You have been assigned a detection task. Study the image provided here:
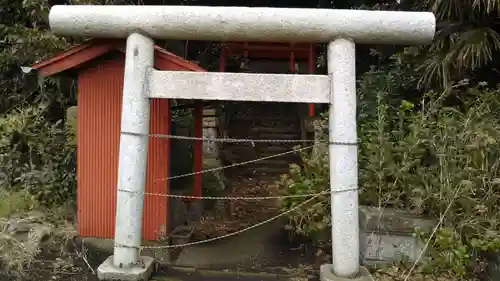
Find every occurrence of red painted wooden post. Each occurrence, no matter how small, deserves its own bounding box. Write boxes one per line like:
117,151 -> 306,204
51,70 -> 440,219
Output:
308,44 -> 316,116
192,100 -> 203,198
220,43 -> 226,72
243,41 -> 249,58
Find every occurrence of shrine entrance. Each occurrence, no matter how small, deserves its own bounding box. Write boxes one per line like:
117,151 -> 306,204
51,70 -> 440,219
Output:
46,4 -> 436,281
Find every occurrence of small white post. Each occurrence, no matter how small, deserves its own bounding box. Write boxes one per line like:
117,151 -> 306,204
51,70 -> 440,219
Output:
327,38 -> 359,278
112,32 -> 154,268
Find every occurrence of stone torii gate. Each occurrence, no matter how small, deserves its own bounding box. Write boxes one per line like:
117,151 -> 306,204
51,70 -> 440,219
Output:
48,5 -> 435,281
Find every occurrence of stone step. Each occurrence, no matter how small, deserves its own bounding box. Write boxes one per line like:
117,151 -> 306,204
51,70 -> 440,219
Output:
221,153 -> 300,165
255,153 -> 301,161
249,159 -> 296,166
221,144 -> 256,152
231,118 -> 299,123
255,144 -> 300,151
221,161 -> 299,170
232,119 -> 300,128
256,133 -> 303,140
255,146 -> 297,154
250,127 -> 299,134
230,110 -> 298,117
227,160 -> 293,170
256,146 -> 304,154
251,166 -> 291,176
222,151 -> 299,163
230,116 -> 300,124
222,143 -> 299,151
222,143 -> 305,152
225,132 -> 302,140
230,170 -> 288,179
222,102 -> 302,180
229,106 -> 297,114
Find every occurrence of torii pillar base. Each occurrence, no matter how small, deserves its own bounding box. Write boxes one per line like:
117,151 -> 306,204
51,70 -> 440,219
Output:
97,256 -> 154,281
320,265 -> 374,281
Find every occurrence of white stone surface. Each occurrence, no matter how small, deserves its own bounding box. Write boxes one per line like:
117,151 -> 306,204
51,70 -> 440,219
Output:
97,256 -> 154,281
360,232 -> 424,263
48,5 -> 435,44
320,264 -> 374,281
358,206 -> 435,265
113,33 -> 153,268
202,110 -> 226,192
147,70 -> 330,103
327,38 -> 359,278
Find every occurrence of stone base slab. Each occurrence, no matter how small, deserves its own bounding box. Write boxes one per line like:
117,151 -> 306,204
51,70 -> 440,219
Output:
97,255 -> 154,281
359,206 -> 435,265
320,264 -> 374,281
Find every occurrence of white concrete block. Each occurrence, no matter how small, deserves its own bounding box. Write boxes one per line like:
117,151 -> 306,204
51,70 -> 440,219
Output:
147,70 -> 330,103
320,264 -> 374,281
97,256 -> 154,281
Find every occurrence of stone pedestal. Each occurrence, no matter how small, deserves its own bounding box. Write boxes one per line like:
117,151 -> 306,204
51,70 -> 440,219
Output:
359,206 -> 435,265
97,256 -> 154,281
320,265 -> 374,281
202,108 -> 227,192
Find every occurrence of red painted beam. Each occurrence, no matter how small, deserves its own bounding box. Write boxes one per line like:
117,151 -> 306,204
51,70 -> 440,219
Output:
243,42 -> 249,58
223,41 -> 318,115
289,43 -> 295,72
224,42 -> 319,60
220,44 -> 227,72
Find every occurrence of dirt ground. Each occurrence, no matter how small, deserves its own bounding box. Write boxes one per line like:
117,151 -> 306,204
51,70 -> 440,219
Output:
187,176 -> 285,239
0,230 -> 472,281
0,178 -> 475,281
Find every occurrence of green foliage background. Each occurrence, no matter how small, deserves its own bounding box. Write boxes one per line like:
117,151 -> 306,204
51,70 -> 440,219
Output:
279,54 -> 500,277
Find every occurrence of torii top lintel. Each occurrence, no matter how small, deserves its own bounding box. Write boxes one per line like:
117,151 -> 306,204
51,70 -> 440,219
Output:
49,5 -> 436,45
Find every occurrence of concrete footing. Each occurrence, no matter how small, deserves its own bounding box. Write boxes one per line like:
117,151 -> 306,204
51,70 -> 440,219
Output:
97,256 -> 155,281
320,264 -> 374,281
359,206 -> 435,265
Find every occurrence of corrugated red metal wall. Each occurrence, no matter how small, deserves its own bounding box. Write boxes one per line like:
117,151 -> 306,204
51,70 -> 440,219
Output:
77,57 -> 169,241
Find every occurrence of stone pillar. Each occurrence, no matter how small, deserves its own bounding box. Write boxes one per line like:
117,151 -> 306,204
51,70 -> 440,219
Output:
320,38 -> 373,281
97,32 -> 155,281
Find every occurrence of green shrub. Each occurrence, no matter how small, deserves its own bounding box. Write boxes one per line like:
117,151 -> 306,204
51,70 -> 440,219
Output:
279,115 -> 330,242
0,105 -> 76,206
279,69 -> 500,276
0,189 -> 38,218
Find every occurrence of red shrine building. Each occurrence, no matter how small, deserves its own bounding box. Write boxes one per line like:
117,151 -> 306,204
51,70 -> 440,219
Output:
29,39 -> 319,240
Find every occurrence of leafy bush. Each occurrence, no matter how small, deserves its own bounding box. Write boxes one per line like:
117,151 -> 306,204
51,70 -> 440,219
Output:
279,65 -> 500,276
278,116 -> 330,242
0,105 -> 76,206
0,189 -> 38,218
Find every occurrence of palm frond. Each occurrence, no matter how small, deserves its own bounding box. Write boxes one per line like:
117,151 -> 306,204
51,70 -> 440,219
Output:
416,51 -> 454,89
431,0 -> 472,21
452,27 -> 500,71
472,0 -> 500,15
